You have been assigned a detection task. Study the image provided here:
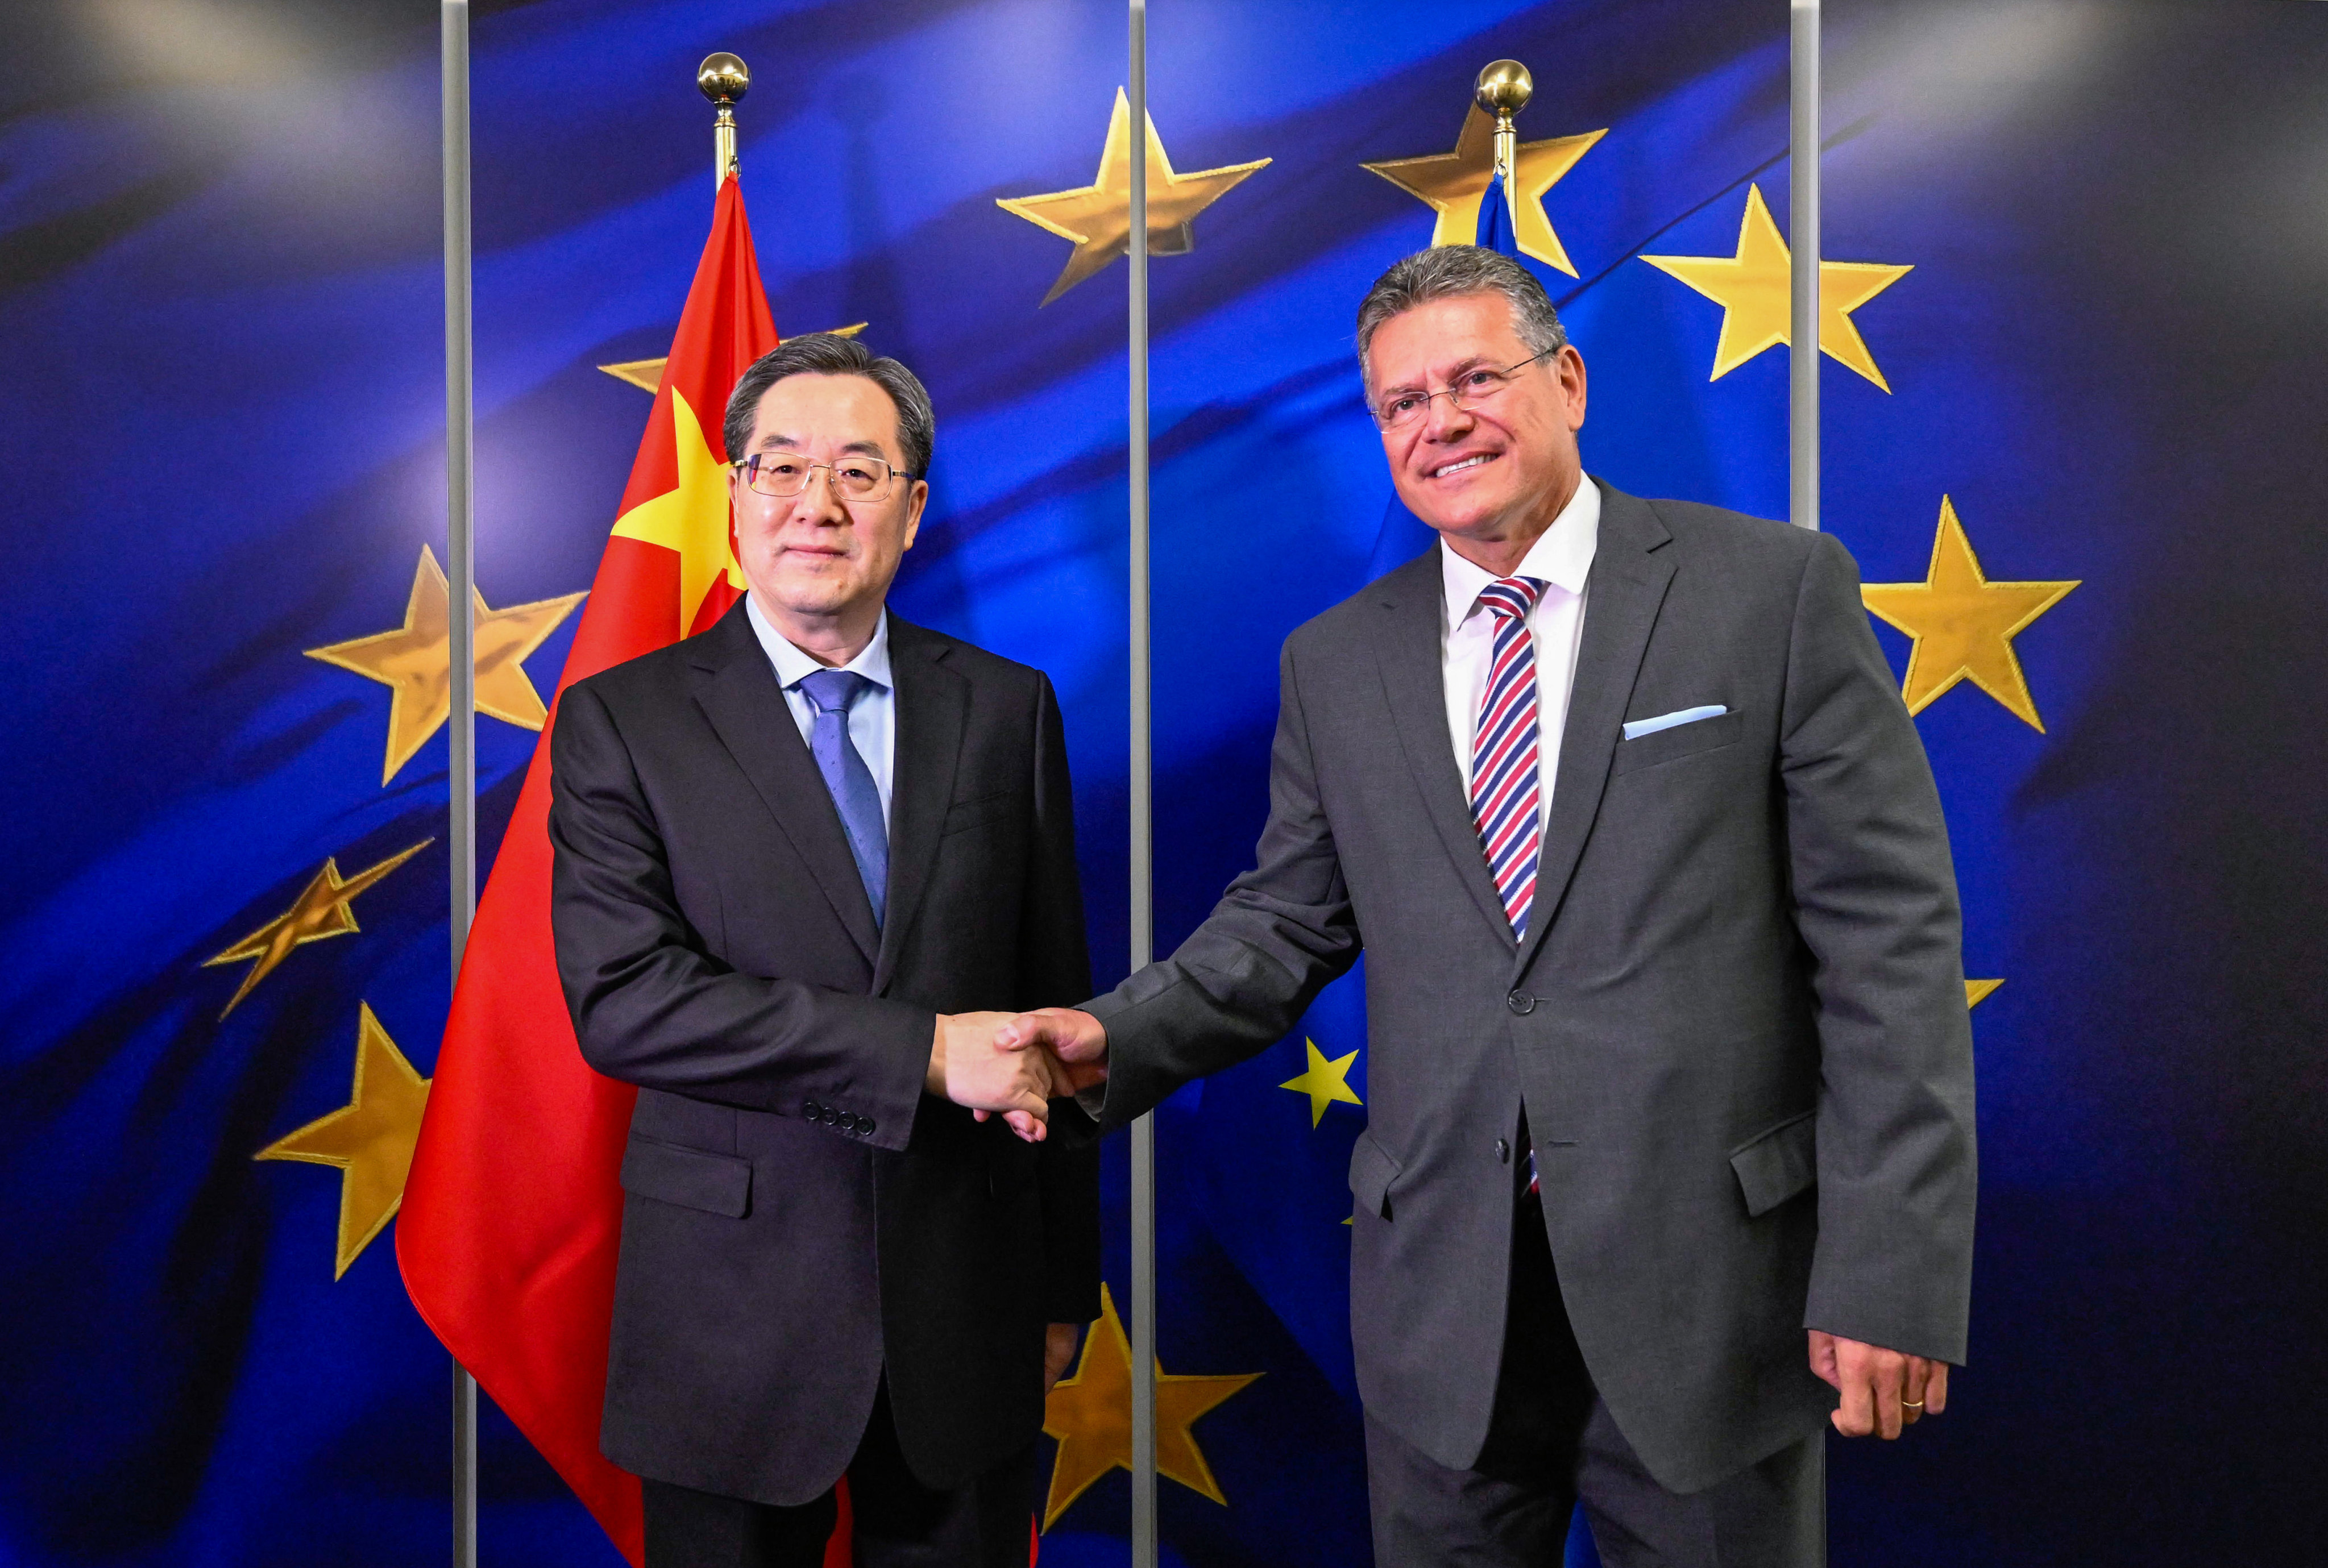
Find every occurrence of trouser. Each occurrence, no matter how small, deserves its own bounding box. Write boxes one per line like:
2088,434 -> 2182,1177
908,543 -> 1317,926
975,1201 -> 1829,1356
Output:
642,1380 -> 1036,1568
1365,1183 -> 1825,1567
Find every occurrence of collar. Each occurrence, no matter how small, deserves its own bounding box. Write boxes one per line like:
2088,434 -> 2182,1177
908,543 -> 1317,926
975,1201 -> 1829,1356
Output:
1441,473 -> 1603,630
745,594 -> 895,693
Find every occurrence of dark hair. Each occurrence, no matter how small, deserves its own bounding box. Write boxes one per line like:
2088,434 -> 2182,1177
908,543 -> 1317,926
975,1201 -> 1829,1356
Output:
720,332 -> 935,481
1354,246 -> 1570,394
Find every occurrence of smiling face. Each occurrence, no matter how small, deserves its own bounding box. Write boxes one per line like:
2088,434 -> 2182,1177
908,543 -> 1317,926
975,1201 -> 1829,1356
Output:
1367,293 -> 1588,562
726,372 -> 928,647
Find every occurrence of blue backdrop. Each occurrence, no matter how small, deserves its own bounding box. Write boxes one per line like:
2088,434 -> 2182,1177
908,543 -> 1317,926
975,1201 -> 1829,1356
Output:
2,1 -> 2320,1565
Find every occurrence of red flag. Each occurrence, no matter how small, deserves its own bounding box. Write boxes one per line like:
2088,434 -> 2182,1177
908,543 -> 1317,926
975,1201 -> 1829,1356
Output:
397,176 -> 791,1565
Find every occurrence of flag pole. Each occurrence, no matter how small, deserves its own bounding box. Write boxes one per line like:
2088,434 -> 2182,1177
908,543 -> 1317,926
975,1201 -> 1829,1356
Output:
1126,2 -> 1158,1566
1474,60 -> 1532,234
438,3 -> 479,1566
1790,0 -> 1820,530
698,52 -> 749,189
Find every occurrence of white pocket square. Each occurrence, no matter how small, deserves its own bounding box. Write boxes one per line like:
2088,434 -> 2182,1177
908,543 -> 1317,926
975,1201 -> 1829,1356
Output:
1622,704 -> 1727,741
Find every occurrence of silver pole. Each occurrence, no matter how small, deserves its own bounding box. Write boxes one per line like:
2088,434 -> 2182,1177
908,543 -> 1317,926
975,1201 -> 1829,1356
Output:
1126,2 -> 1158,1565
441,3 -> 479,1565
1790,0 -> 1820,531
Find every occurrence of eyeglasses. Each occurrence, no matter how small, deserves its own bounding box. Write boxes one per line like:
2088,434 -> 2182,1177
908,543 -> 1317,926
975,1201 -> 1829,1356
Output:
731,451 -> 916,502
1371,349 -> 1551,431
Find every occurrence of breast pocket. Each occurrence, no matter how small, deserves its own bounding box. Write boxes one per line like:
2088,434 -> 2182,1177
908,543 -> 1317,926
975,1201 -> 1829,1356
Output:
1612,709 -> 1744,776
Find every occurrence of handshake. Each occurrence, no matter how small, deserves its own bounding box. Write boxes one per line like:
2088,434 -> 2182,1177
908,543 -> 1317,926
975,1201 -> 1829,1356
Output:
924,1008 -> 1111,1142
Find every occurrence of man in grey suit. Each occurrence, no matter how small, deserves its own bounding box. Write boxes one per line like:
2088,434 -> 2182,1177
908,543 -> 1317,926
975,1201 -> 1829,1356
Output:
997,247 -> 1977,1565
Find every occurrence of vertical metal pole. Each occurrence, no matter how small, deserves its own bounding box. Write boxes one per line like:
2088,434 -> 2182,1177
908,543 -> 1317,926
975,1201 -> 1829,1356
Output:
441,3 -> 479,1565
1790,0 -> 1820,531
1126,2 -> 1159,1566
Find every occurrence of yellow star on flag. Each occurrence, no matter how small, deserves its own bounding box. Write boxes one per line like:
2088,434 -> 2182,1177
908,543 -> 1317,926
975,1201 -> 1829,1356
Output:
607,388 -> 743,637
997,89 -> 1269,306
1361,103 -> 1605,276
255,1002 -> 431,1279
1280,1037 -> 1363,1128
305,546 -> 584,784
1641,184 -> 1912,389
1966,979 -> 2004,1008
204,840 -> 431,1017
1041,1282 -> 1261,1530
1860,496 -> 2080,731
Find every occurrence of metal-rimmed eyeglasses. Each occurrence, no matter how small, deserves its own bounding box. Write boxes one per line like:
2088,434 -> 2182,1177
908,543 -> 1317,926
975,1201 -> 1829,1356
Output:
1371,348 -> 1553,431
731,451 -> 916,503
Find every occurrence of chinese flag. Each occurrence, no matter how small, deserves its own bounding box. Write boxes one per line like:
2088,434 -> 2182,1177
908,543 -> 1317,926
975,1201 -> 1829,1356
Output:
397,176 -> 841,1565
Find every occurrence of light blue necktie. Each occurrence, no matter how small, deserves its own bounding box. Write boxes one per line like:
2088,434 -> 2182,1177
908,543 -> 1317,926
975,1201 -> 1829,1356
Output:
795,668 -> 887,928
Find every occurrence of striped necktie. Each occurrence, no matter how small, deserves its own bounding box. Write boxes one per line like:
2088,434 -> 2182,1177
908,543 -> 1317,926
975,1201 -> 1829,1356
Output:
1471,576 -> 1549,938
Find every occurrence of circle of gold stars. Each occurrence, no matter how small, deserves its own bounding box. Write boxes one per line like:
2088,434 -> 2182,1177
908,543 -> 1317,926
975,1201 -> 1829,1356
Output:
1361,102 -> 1604,276
1641,184 -> 1912,390
997,88 -> 1271,306
1041,1282 -> 1261,1531
304,544 -> 585,785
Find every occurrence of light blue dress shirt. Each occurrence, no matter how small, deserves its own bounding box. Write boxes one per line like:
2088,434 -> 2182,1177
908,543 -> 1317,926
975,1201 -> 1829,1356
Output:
745,594 -> 896,827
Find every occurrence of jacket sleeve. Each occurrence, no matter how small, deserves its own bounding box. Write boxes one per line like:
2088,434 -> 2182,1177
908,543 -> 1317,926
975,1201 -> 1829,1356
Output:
1082,638 -> 1364,1134
547,680 -> 935,1154
1781,530 -> 1979,1364
1019,673 -> 1103,1325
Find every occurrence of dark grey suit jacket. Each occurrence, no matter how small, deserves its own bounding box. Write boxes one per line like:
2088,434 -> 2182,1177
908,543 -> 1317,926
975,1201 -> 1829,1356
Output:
1086,480 -> 1976,1492
548,599 -> 1100,1507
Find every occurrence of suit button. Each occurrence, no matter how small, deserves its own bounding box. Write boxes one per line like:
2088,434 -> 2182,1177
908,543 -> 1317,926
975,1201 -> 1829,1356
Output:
1507,991 -> 1535,1016
1496,1138 -> 1510,1164
803,1099 -> 821,1119
822,1107 -> 841,1126
859,1117 -> 875,1136
837,1113 -> 858,1133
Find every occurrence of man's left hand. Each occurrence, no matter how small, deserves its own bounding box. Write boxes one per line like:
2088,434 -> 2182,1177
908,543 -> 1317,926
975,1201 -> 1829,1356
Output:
1044,1322 -> 1081,1394
1810,1329 -> 1951,1439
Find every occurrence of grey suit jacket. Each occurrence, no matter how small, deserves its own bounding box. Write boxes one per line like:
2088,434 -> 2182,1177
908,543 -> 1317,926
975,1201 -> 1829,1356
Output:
1085,480 -> 1976,1492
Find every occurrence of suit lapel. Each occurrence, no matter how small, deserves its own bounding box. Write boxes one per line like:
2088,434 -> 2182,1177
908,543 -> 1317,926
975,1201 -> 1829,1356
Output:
1371,551 -> 1516,947
1514,483 -> 1676,978
689,602 -> 881,965
872,619 -> 966,995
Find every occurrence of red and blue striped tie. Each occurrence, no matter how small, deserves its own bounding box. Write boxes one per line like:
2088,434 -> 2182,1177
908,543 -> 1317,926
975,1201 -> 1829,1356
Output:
1471,576 -> 1549,937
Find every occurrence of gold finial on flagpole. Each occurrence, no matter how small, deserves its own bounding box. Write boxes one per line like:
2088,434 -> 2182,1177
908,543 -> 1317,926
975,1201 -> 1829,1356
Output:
1474,60 -> 1533,189
698,52 -> 750,188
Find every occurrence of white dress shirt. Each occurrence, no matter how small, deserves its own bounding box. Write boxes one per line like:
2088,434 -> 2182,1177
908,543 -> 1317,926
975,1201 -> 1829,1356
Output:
1439,476 -> 1601,834
745,594 -> 897,827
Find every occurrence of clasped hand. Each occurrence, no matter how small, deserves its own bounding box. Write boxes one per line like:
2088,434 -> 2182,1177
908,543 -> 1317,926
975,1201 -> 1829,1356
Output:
926,1008 -> 1109,1142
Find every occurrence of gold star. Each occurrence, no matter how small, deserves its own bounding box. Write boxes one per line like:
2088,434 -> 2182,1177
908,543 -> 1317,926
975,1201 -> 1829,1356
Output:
204,841 -> 432,1017
306,546 -> 585,784
255,1003 -> 431,1279
1041,1282 -> 1261,1530
1861,497 -> 2080,731
607,389 -> 740,637
1966,979 -> 2004,1008
1362,103 -> 1604,276
598,323 -> 868,393
997,89 -> 1269,306
1279,1037 -> 1363,1128
1641,184 -> 1913,389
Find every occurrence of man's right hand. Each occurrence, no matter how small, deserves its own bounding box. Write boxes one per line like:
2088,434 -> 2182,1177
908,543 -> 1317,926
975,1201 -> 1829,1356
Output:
994,1008 -> 1110,1099
928,1011 -> 1057,1141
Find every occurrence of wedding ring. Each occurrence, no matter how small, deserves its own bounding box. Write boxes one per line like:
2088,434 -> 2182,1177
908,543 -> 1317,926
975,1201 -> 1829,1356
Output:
1902,1399 -> 1925,1409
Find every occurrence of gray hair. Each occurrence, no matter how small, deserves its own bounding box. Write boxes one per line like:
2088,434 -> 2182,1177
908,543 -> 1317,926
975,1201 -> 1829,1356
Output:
721,332 -> 936,481
1354,246 -> 1569,394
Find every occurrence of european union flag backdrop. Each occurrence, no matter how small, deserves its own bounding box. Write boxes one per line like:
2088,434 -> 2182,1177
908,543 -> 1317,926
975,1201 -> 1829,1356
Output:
3,0 -> 2321,1565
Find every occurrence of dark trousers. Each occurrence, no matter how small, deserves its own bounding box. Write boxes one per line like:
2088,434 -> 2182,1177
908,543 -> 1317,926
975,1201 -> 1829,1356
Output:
1365,1187 -> 1824,1568
642,1382 -> 1036,1568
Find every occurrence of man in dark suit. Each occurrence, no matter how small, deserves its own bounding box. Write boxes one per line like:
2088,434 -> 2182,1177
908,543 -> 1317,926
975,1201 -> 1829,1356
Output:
549,332 -> 1097,1567
999,248 -> 1978,1565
